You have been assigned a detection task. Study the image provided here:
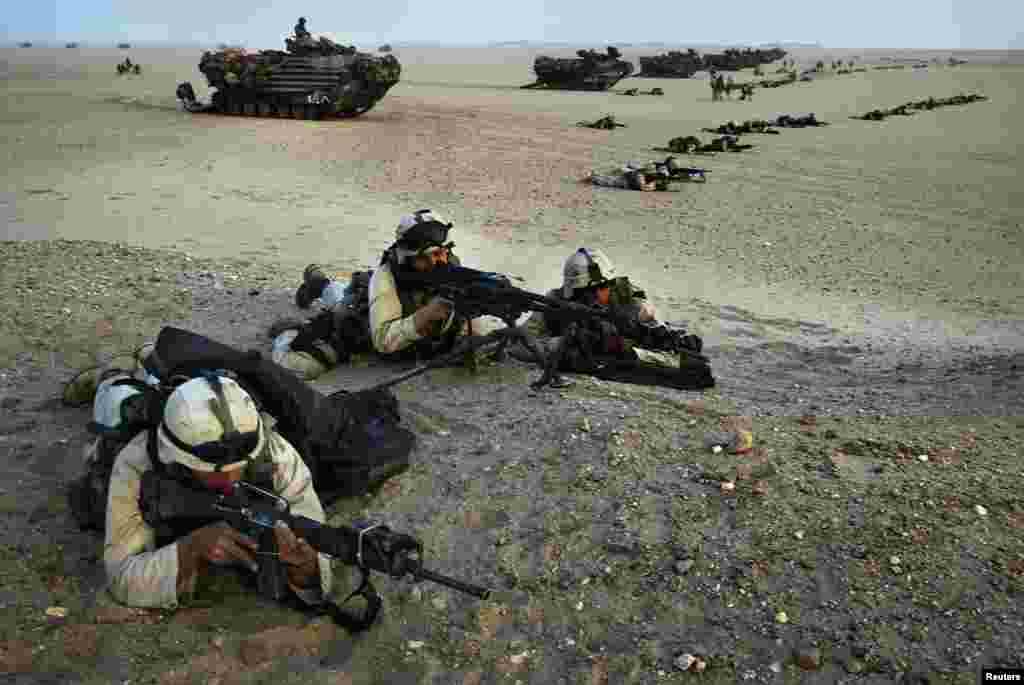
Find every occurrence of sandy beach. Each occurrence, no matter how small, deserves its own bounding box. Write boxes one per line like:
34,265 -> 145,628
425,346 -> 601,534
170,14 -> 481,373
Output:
3,45 -> 1023,346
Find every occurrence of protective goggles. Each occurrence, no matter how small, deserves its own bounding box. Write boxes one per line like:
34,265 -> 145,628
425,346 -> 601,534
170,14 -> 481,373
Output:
399,211 -> 454,250
160,418 -> 262,467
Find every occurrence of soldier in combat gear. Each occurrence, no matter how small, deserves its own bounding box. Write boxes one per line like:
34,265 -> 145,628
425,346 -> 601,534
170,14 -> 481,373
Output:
99,375 -> 333,610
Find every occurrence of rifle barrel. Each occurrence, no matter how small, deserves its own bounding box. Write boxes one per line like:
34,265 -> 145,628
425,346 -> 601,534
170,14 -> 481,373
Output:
414,567 -> 491,599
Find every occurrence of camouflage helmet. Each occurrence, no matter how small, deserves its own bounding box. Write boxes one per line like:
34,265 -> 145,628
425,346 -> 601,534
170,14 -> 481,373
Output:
395,209 -> 451,241
156,375 -> 265,473
562,248 -> 617,298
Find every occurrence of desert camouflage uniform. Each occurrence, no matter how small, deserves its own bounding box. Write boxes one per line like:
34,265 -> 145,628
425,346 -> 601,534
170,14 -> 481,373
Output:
270,277 -> 352,380
271,262 -> 505,378
521,286 -> 678,369
103,428 -> 333,610
368,260 -> 504,356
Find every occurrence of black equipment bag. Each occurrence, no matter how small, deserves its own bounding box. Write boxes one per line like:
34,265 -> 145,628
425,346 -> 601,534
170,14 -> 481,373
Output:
145,327 -> 416,505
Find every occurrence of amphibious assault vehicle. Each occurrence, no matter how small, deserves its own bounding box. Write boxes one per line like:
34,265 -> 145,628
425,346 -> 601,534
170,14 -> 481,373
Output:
523,47 -> 633,91
701,47 -> 786,71
638,47 -> 787,77
176,33 -> 401,119
637,50 -> 703,78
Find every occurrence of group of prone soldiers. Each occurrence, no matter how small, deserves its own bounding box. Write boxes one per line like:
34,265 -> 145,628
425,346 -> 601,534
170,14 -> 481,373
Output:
84,209 -> 699,615
702,113 -> 827,135
577,114 -> 627,130
273,212 -> 686,378
658,113 -> 828,155
661,134 -> 753,155
621,87 -> 664,97
852,94 -> 988,121
586,111 -> 828,188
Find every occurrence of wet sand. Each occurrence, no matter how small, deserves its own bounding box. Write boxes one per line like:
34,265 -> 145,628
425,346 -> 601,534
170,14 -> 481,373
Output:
2,45 -> 1023,347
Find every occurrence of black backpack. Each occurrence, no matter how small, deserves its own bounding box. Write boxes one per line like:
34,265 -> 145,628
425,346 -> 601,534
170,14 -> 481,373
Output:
67,327 -> 417,532
144,327 -> 415,506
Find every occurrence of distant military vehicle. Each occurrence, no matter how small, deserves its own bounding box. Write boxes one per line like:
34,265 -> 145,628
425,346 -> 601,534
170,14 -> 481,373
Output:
637,49 -> 703,78
118,43 -> 131,49
523,47 -> 633,91
378,44 -> 392,53
177,20 -> 401,119
19,42 -> 34,48
66,42 -> 79,48
702,47 -> 786,71
638,47 -> 786,77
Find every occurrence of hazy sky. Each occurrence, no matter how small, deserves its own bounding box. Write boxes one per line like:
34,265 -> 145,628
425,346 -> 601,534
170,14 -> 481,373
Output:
3,0 -> 1022,49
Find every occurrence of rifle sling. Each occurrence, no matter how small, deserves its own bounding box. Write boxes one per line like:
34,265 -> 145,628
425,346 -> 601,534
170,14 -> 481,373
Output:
307,568 -> 383,633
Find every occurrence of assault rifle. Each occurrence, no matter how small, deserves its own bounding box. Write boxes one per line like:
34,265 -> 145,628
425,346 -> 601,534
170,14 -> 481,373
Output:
140,472 -> 490,631
377,265 -> 713,391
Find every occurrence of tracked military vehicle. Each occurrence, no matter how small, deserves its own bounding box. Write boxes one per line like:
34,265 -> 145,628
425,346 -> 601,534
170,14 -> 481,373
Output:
177,31 -> 401,119
523,47 -> 633,91
702,47 -> 786,71
637,50 -> 703,78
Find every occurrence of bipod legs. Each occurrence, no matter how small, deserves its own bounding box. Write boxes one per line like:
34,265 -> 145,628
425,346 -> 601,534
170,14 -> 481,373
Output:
357,324 -> 573,393
530,327 -> 574,390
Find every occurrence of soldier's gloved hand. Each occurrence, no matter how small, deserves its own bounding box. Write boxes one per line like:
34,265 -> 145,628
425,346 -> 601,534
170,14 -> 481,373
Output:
180,522 -> 258,571
414,297 -> 454,336
427,297 -> 454,323
274,521 -> 320,588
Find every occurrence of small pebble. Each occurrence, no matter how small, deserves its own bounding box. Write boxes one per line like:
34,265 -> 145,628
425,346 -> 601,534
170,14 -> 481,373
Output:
775,611 -> 789,624
794,530 -> 805,540
975,505 -> 988,516
796,646 -> 822,670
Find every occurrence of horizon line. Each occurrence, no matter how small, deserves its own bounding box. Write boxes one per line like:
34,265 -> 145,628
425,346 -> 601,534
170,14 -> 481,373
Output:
5,39 -> 1023,51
